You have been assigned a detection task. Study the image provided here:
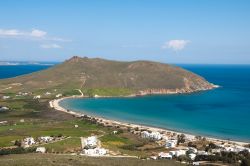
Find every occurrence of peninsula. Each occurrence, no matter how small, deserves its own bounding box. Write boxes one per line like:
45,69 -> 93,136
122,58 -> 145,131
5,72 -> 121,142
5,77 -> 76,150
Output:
0,56 -> 216,96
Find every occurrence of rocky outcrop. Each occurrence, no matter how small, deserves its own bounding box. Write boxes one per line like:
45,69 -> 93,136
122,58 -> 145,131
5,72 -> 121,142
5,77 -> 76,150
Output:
137,77 -> 218,95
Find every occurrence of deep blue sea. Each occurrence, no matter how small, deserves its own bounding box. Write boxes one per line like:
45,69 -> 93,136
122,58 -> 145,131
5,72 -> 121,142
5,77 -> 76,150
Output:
59,65 -> 250,142
0,65 -> 52,79
1,64 -> 250,141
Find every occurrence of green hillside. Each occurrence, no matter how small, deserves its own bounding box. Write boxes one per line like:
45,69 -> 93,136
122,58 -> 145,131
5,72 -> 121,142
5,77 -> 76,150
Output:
0,56 -> 214,97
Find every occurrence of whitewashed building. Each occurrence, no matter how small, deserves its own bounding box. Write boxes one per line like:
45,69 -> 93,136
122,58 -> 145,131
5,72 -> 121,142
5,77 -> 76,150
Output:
39,136 -> 53,143
0,106 -> 9,111
83,148 -> 107,156
36,147 -> 46,153
158,152 -> 172,159
33,95 -> 41,99
45,92 -> 51,95
84,136 -> 98,149
175,149 -> 187,157
141,131 -> 162,141
2,96 -> 10,99
165,139 -> 178,148
23,137 -> 36,147
197,150 -> 208,155
189,153 -> 197,160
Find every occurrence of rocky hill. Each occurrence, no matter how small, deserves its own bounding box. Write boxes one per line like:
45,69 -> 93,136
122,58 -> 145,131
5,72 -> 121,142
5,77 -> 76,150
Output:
0,56 -> 216,96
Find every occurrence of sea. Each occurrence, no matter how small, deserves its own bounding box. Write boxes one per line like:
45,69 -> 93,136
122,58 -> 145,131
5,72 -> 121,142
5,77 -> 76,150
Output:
0,64 -> 53,79
1,64 -> 250,142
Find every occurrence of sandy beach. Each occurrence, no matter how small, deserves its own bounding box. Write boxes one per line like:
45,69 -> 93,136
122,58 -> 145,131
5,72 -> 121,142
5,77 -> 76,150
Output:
50,95 -> 249,147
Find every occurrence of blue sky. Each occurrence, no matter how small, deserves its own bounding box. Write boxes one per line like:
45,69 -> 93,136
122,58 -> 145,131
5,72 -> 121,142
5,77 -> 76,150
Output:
0,0 -> 250,64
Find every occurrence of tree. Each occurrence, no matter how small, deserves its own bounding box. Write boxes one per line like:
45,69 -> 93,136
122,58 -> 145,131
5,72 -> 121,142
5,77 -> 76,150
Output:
177,134 -> 186,145
14,140 -> 22,147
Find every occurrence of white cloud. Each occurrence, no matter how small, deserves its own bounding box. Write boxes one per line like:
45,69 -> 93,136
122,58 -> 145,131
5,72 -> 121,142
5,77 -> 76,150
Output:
48,37 -> 72,42
0,29 -> 24,36
30,29 -> 47,37
162,40 -> 190,51
0,28 -> 70,42
40,44 -> 62,49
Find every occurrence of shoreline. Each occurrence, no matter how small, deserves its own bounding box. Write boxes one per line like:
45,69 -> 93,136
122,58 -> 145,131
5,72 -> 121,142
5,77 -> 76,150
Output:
50,94 -> 249,147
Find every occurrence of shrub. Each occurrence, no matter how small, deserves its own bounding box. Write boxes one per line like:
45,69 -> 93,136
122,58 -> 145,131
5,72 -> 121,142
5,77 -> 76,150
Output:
241,159 -> 250,166
0,147 -> 36,155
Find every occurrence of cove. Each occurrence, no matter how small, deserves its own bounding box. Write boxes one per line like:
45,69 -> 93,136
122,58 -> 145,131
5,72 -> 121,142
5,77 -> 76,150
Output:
59,65 -> 250,142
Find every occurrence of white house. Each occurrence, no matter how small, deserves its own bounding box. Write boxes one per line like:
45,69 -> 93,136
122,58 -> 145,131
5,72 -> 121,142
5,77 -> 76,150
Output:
141,131 -> 162,141
189,153 -> 196,160
39,136 -> 53,143
36,147 -> 46,153
0,106 -> 9,111
158,152 -> 172,159
193,161 -> 200,165
175,149 -> 187,157
23,137 -> 36,147
165,139 -> 177,148
95,148 -> 107,155
84,136 -> 98,149
45,92 -> 51,95
224,147 -> 235,152
211,149 -> 221,153
33,95 -> 41,99
141,131 -> 150,138
197,150 -> 208,155
2,96 -> 10,99
74,124 -> 79,128
83,148 -> 107,156
18,92 -> 29,96
0,121 -> 8,124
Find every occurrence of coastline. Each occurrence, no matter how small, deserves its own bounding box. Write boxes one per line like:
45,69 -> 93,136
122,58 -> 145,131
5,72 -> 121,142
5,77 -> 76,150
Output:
49,93 -> 249,147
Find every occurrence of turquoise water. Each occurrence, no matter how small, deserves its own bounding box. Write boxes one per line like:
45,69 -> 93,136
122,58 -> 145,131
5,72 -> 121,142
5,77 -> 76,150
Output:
60,65 -> 250,142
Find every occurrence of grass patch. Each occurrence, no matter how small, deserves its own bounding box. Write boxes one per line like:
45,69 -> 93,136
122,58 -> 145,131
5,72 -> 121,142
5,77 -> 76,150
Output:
43,137 -> 81,153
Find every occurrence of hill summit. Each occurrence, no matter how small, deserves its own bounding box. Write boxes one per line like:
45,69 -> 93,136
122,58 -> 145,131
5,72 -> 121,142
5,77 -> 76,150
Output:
0,56 -> 216,95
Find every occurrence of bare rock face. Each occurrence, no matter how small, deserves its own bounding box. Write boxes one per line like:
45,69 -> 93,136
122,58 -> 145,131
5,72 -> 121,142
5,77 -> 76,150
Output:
0,56 -> 217,94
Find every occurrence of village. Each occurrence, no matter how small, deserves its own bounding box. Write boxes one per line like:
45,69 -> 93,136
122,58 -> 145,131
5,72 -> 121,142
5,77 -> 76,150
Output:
5,116 -> 249,165
16,135 -> 108,156
1,90 -> 250,165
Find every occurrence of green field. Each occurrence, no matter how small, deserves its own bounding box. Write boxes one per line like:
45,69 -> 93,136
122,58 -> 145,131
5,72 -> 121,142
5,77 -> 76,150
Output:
0,97 -> 168,157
